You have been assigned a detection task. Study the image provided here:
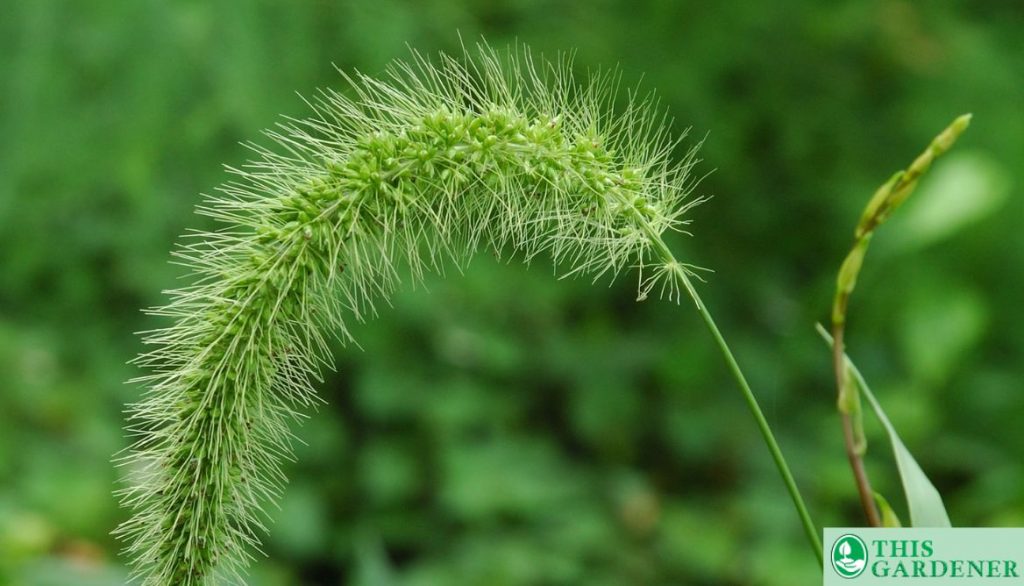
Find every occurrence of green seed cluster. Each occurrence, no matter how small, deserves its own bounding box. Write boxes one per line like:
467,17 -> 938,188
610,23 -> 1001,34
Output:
117,45 -> 701,585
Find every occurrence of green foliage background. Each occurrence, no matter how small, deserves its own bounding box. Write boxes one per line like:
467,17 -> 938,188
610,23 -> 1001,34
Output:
1,1 -> 1021,584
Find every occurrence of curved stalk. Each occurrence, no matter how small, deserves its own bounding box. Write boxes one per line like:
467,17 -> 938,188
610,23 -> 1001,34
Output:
118,43 -> 831,583
117,45 -> 711,584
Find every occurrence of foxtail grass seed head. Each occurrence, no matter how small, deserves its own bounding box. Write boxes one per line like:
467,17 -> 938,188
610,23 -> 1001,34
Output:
116,43 -> 704,585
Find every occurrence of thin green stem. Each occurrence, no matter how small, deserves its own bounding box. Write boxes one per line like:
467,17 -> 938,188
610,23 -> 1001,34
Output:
691,281 -> 823,565
644,228 -> 824,567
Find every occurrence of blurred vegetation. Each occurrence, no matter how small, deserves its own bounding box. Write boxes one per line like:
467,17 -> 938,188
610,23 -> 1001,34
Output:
1,1 -> 1022,584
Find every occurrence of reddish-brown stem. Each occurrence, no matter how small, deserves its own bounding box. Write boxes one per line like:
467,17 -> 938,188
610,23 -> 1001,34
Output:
831,322 -> 881,527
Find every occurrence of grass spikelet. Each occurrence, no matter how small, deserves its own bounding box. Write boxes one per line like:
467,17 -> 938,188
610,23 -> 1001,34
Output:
115,42 -> 704,585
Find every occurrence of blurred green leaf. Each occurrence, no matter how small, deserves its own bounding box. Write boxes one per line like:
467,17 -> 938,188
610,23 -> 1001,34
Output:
359,438 -> 421,507
440,436 -> 582,522
14,558 -> 128,586
885,151 -> 1011,251
267,482 -> 330,559
901,283 -> 988,385
351,537 -> 396,586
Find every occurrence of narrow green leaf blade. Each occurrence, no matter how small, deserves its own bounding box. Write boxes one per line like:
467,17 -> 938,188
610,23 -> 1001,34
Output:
858,377 -> 952,527
816,324 -> 952,527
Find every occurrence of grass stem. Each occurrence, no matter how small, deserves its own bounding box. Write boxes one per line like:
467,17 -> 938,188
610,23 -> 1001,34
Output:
642,228 -> 824,567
